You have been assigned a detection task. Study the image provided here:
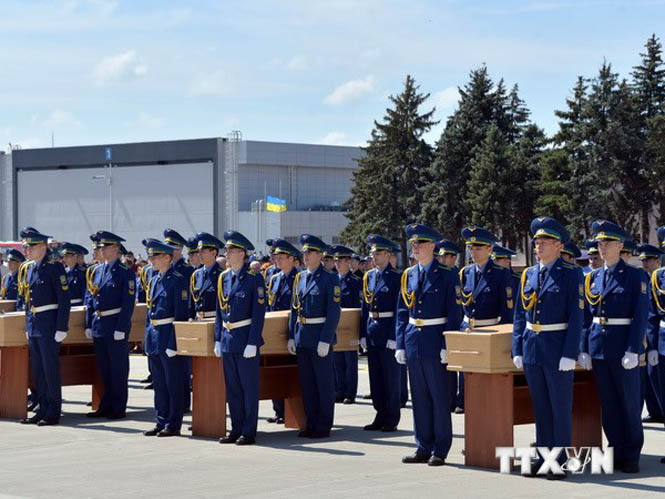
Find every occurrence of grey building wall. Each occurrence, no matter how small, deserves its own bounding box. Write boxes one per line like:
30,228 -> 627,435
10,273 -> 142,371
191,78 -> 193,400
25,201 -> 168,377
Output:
0,152 -> 13,241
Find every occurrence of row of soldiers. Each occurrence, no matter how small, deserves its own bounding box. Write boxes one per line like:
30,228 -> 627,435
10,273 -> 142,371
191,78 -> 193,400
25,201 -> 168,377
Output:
7,216 -> 665,475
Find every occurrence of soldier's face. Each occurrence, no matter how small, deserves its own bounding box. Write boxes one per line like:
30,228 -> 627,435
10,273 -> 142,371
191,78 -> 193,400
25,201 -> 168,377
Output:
534,237 -> 562,263
371,249 -> 390,268
469,244 -> 492,264
642,258 -> 660,273
7,260 -> 20,273
101,244 -> 119,262
303,250 -> 322,270
189,252 -> 201,267
598,240 -> 622,262
63,254 -> 78,268
589,254 -> 603,269
225,247 -> 245,268
275,253 -> 295,271
149,253 -> 171,273
335,257 -> 351,274
560,253 -> 574,264
350,260 -> 359,271
493,257 -> 510,268
199,247 -> 217,267
412,241 -> 434,262
24,243 -> 46,261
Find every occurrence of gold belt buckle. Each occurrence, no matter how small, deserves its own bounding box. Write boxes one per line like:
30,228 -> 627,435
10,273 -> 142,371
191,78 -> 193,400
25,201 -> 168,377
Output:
469,318 -> 476,328
599,317 -> 608,325
414,318 -> 424,327
532,323 -> 542,334
96,310 -> 102,317
197,311 -> 205,320
371,312 -> 379,320
298,315 -> 306,325
30,306 -> 36,314
224,321 -> 233,330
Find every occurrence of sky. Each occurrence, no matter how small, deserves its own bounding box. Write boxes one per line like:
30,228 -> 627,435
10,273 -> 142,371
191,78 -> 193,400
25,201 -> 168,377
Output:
1,0 -> 665,151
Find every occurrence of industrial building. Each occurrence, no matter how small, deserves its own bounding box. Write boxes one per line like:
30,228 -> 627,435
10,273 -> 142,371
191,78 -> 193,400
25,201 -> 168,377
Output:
0,136 -> 362,257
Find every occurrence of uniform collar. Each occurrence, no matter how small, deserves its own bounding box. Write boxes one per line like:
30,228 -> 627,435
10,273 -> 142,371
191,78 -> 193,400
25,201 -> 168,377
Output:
539,259 -> 556,272
418,260 -> 432,273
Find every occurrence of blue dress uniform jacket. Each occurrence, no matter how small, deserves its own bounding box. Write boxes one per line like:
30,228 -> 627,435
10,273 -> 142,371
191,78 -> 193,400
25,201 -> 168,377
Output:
513,259 -> 584,367
334,272 -> 362,401
145,267 -> 189,432
24,258 -> 71,422
459,261 -> 514,328
66,264 -> 86,305
289,265 -> 342,349
647,267 -> 665,356
190,263 -> 222,318
267,268 -> 297,312
1,271 -> 19,300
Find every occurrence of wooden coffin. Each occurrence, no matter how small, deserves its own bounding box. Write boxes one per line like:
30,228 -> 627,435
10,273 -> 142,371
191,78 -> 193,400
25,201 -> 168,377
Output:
0,312 -> 27,347
0,300 -> 17,313
61,306 -> 89,344
336,308 -> 361,352
444,323 -> 514,374
129,303 -> 147,342
174,320 -> 216,357
261,310 -> 291,355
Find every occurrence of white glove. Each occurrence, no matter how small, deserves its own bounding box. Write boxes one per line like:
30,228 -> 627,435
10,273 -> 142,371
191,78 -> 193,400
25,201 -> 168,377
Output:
648,350 -> 659,367
214,341 -> 222,357
395,349 -> 406,365
577,352 -> 592,370
386,339 -> 396,350
558,357 -> 576,371
359,337 -> 367,350
317,341 -> 330,357
165,349 -> 177,358
54,330 -> 67,343
621,351 -> 639,370
25,331 -> 29,341
287,339 -> 296,355
243,344 -> 257,358
113,331 -> 125,341
440,348 -> 447,364
512,355 -> 523,370
84,328 -> 92,339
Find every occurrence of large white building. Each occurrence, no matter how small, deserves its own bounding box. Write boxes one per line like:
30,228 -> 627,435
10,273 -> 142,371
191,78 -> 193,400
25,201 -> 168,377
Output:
0,136 -> 362,257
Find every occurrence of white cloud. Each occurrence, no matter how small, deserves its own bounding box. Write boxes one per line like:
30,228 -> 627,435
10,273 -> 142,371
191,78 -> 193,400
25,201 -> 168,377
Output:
319,131 -> 348,145
432,86 -> 460,111
42,109 -> 82,129
186,70 -> 232,97
324,75 -> 376,106
286,55 -> 308,71
92,50 -> 147,86
136,112 -> 165,128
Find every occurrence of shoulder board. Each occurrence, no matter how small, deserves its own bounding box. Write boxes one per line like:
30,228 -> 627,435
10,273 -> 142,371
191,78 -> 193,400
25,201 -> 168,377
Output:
247,269 -> 257,276
321,267 -> 333,274
512,270 -> 521,278
350,274 -> 361,281
119,263 -> 129,270
491,262 -> 504,270
439,264 -> 453,271
560,262 -> 576,270
173,271 -> 183,278
389,268 -> 401,274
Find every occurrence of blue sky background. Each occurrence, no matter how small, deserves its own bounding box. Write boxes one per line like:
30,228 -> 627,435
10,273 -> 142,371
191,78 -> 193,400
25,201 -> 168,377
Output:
2,0 -> 664,150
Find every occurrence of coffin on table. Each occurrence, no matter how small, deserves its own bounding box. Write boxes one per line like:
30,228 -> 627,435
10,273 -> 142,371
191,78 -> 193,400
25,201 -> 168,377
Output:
444,323 -> 514,374
0,300 -> 17,313
175,308 -> 362,356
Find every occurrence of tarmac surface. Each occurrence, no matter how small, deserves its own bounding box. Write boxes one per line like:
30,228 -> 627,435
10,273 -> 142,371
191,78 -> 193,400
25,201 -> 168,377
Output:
1,356 -> 665,498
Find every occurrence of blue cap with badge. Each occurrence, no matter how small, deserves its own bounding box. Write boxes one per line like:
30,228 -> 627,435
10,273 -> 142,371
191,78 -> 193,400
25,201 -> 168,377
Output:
530,216 -> 570,244
272,238 -> 300,258
436,239 -> 461,256
561,241 -> 581,259
142,238 -> 174,256
492,244 -> 516,259
591,220 -> 629,243
20,226 -> 51,245
300,234 -> 327,253
366,234 -> 397,253
94,230 -> 125,246
223,230 -> 254,251
196,232 -> 223,250
329,244 -> 354,259
637,243 -> 663,260
5,248 -> 26,262
462,226 -> 497,246
405,223 -> 441,243
163,228 -> 187,248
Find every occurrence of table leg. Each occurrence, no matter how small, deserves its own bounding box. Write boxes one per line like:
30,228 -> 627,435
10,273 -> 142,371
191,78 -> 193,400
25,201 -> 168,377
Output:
191,356 -> 226,438
0,346 -> 29,420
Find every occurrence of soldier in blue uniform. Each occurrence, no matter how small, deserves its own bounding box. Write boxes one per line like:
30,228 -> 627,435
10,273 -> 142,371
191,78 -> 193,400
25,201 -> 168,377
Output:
61,242 -> 87,306
621,239 -> 637,264
351,253 -> 364,279
265,238 -> 301,424
361,235 -> 403,431
189,232 -> 223,320
513,217 -> 583,479
142,239 -> 189,437
559,241 -> 581,265
396,223 -> 462,466
579,220 -> 647,474
639,243 -> 664,425
289,234 -> 341,438
187,235 -> 202,269
263,239 -> 278,284
215,231 -> 266,445
435,239 -> 460,268
491,244 -> 520,300
0,249 -> 25,307
19,227 -> 71,426
586,239 -> 603,270
85,231 -> 136,419
330,244 -> 363,404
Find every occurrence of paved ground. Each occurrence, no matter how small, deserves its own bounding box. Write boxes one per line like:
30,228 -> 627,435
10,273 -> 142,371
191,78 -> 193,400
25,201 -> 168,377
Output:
1,356 -> 665,498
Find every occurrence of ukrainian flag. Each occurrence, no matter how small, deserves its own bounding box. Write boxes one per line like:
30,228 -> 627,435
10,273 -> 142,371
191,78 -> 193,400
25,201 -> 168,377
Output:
266,196 -> 287,213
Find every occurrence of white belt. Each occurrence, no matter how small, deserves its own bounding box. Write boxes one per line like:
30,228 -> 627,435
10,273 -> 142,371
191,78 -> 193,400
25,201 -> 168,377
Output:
30,304 -> 58,314
526,321 -> 568,333
71,298 -> 83,304
96,307 -> 121,317
463,315 -> 500,327
297,316 -> 326,325
409,317 -> 448,327
197,310 -> 216,319
370,311 -> 394,320
223,318 -> 252,330
593,317 -> 632,326
151,317 -> 175,326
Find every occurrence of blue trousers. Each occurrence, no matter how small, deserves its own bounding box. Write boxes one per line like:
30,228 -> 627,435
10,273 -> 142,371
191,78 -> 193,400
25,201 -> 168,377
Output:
400,364 -> 408,405
366,346 -> 401,427
593,358 -> 643,464
641,364 -> 662,418
334,350 -> 358,400
523,363 -> 573,450
407,356 -> 452,458
28,335 -> 62,421
223,352 -> 260,439
296,347 -> 335,434
149,352 -> 185,431
93,335 -> 129,415
183,357 -> 192,411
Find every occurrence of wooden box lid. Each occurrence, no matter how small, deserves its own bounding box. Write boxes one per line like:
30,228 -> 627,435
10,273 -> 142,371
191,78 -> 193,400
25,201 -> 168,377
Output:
0,312 -> 27,347
175,320 -> 215,357
0,300 -> 17,313
444,323 -> 514,373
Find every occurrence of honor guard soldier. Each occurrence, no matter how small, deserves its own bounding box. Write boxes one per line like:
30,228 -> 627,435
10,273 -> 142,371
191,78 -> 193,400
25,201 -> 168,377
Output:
85,231 -> 136,420
265,238 -> 301,424
215,231 -> 266,445
579,220 -> 647,474
436,239 -> 460,268
322,248 -> 336,272
396,223 -> 462,466
330,244 -> 363,404
647,230 -> 665,455
560,241 -> 581,265
19,227 -> 71,426
142,239 -> 189,437
621,239 -> 637,264
361,235 -> 403,432
61,242 -> 87,306
512,217 -> 584,479
638,243 -> 664,425
351,253 -> 364,279
263,239 -> 278,283
84,234 -> 103,333
491,244 -> 520,299
1,249 -> 25,308
190,232 -> 224,320
187,235 -> 202,269
289,234 -> 341,438
586,240 -> 603,270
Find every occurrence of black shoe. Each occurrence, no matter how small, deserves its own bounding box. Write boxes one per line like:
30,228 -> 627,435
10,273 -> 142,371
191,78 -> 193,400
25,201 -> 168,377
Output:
363,393 -> 372,400
144,383 -> 154,390
335,396 -> 345,403
381,425 -> 398,432
298,430 -> 313,438
309,431 -> 330,438
219,434 -> 240,444
275,417 -> 285,424
86,402 -> 92,407
642,415 -> 663,423
266,416 -> 279,423
402,453 -> 430,464
19,415 -> 42,425
546,471 -> 567,480
157,428 -> 180,437
454,407 -> 464,414
37,419 -> 59,426
363,422 -> 382,431
143,427 -> 163,436
660,457 -> 665,464
343,398 -> 355,405
236,436 -> 255,445
27,402 -> 38,412
106,412 -> 125,420
428,455 -> 446,467
621,462 -> 640,473
184,408 -> 191,414
140,376 -> 152,383
400,402 -> 407,408
86,410 -> 109,418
